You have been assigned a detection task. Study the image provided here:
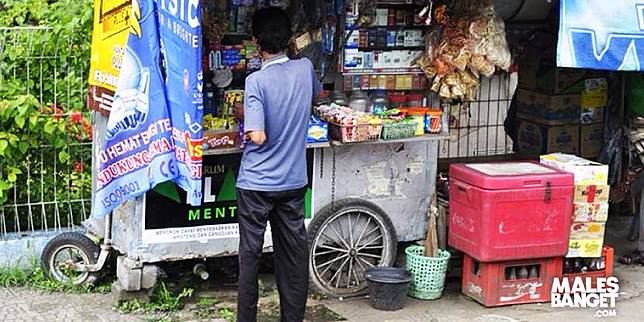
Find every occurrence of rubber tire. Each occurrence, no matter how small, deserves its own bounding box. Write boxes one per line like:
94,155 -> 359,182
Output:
41,232 -> 101,286
308,198 -> 397,298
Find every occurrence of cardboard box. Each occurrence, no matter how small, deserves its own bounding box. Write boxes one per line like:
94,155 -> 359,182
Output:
573,202 -> 609,222
517,119 -> 579,156
581,78 -> 608,109
580,107 -> 605,124
580,78 -> 607,124
519,54 -> 599,94
574,184 -> 609,203
517,89 -> 580,125
570,222 -> 606,240
567,239 -> 603,258
536,68 -> 589,94
539,153 -> 609,185
580,123 -> 605,159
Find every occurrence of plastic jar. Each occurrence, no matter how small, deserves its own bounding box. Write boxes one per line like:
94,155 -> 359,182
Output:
330,90 -> 349,106
426,109 -> 443,134
349,90 -> 369,112
370,90 -> 389,115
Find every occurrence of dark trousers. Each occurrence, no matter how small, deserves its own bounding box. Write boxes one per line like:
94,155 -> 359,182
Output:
236,187 -> 309,322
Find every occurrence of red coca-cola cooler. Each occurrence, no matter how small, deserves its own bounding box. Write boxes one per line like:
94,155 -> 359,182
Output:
449,162 -> 574,262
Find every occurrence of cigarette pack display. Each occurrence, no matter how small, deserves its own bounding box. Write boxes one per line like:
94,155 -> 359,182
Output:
462,255 -> 563,307
375,9 -> 389,26
449,162 -> 574,261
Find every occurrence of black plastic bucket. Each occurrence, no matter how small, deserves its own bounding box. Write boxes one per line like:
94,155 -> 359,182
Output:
364,267 -> 412,311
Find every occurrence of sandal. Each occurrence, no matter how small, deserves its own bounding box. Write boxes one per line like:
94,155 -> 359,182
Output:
619,250 -> 644,265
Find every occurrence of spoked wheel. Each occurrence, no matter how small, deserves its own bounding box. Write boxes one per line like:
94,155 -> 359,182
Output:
308,199 -> 397,298
41,232 -> 101,285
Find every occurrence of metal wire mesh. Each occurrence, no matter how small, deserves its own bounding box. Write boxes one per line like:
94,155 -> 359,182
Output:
438,74 -> 515,159
0,27 -> 91,239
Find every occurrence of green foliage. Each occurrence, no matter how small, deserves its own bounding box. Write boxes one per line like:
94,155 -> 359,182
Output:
215,307 -> 236,322
0,95 -> 91,204
0,260 -> 110,293
115,282 -> 194,314
195,297 -> 219,308
0,0 -> 94,227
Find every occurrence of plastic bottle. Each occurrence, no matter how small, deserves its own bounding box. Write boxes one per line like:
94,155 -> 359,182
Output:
349,90 -> 369,112
369,90 -> 389,115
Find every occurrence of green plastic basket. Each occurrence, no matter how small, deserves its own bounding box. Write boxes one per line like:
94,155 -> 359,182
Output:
381,122 -> 416,140
405,245 -> 451,300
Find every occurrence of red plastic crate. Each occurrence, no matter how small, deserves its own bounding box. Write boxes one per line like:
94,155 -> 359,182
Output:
562,246 -> 614,288
449,162 -> 574,261
462,254 -> 563,307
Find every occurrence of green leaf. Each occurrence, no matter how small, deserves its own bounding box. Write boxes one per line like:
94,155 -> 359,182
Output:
17,103 -> 28,116
29,114 -> 39,127
7,173 -> 17,183
15,116 -> 25,129
58,150 -> 70,163
0,140 -> 8,156
44,121 -> 56,134
18,142 -> 29,154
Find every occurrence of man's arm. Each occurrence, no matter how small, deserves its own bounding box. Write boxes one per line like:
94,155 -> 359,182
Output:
309,59 -> 322,98
243,76 -> 266,145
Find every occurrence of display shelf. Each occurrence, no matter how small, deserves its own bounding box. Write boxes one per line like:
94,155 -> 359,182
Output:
203,141 -> 331,156
357,45 -> 425,51
203,134 -> 449,156
375,0 -> 424,6
353,25 -> 427,30
329,133 -> 450,147
347,87 -> 427,91
342,67 -> 424,75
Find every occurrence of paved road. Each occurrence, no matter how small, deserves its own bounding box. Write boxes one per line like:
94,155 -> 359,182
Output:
0,287 -> 142,322
1,217 -> 642,321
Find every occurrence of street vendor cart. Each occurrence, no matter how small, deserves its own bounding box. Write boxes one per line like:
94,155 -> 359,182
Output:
40,0 -> 451,299
43,116 -> 447,297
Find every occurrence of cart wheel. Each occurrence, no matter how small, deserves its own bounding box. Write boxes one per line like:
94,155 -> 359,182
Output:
41,232 -> 101,285
308,198 -> 397,298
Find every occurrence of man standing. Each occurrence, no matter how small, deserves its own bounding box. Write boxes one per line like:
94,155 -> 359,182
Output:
236,7 -> 321,322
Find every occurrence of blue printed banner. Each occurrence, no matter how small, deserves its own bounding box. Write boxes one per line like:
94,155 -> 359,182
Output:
558,0 -> 644,71
156,0 -> 204,205
92,0 -> 203,218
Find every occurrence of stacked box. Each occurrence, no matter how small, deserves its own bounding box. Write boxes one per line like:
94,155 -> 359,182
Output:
540,153 -> 609,257
517,57 -> 607,159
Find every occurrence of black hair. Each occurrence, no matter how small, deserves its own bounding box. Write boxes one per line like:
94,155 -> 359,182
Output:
251,7 -> 292,54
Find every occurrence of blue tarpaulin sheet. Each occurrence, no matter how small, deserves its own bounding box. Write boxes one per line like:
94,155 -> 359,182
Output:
93,0 -> 203,218
558,0 -> 644,71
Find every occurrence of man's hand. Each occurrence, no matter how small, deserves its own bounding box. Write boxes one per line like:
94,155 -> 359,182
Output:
245,131 -> 266,145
